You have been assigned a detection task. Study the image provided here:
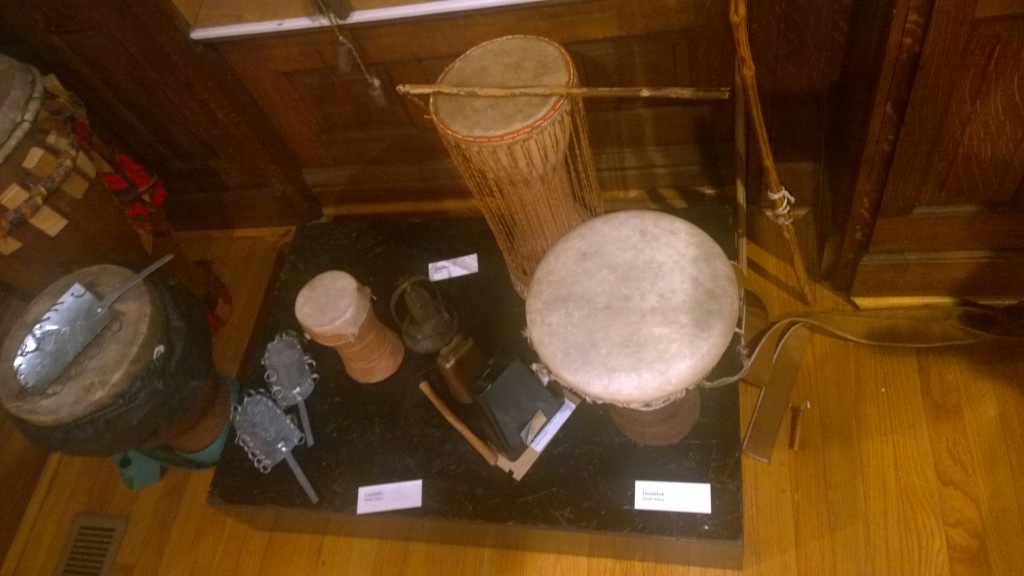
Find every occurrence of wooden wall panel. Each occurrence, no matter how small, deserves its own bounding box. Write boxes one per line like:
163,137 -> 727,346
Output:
881,12 -> 1024,215
852,251 -> 1024,298
4,0 -> 857,243
824,0 -> 927,285
212,0 -> 845,215
841,0 -> 1024,298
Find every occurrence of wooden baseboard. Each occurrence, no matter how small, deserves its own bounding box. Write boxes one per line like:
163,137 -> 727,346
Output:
851,251 -> 1024,301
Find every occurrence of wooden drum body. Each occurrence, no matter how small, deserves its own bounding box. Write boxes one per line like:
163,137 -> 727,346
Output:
526,211 -> 739,445
294,270 -> 404,384
0,264 -> 220,456
0,55 -> 148,295
431,36 -> 602,296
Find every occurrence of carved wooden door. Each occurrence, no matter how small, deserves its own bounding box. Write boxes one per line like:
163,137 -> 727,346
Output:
850,0 -> 1024,298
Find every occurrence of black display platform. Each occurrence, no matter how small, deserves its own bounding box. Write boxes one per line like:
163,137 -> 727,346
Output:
208,210 -> 744,568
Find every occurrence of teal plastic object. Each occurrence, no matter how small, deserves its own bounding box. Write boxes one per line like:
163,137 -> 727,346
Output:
114,376 -> 238,491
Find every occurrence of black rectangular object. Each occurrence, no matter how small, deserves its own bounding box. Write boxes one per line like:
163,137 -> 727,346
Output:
473,356 -> 564,460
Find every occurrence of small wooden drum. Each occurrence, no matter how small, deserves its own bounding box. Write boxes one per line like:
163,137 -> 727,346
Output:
0,55 -> 148,295
294,270 -> 404,384
0,264 -> 220,456
430,35 -> 602,296
526,211 -> 739,445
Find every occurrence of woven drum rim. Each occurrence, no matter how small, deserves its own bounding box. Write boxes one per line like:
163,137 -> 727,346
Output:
429,35 -> 576,144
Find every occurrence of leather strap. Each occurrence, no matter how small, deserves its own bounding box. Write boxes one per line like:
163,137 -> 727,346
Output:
738,301 -> 1023,462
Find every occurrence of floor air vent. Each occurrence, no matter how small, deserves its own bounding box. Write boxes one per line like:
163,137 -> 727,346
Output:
54,515 -> 128,576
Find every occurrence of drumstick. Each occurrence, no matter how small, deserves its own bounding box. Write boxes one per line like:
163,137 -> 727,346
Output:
397,84 -> 731,101
418,381 -> 498,466
729,0 -> 815,306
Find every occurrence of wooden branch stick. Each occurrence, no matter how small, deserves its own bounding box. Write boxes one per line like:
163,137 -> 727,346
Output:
418,381 -> 498,466
397,84 -> 731,101
730,0 -> 816,306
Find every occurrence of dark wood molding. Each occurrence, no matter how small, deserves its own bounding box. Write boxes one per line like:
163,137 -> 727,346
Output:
826,0 -> 933,289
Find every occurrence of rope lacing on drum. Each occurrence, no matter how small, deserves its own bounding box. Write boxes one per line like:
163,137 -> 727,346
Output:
765,186 -> 795,225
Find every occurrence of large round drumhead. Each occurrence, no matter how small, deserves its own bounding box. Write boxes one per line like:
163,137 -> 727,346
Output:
294,270 -> 370,342
0,264 -> 165,426
526,211 -> 739,408
431,35 -> 573,141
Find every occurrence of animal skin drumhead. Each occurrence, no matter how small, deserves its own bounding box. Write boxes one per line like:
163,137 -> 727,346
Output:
0,265 -> 165,426
526,210 -> 739,408
431,35 -> 572,141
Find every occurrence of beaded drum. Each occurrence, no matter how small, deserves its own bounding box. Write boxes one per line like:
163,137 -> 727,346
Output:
0,55 -> 147,294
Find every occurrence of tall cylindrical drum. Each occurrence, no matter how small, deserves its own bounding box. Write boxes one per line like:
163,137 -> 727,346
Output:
430,36 -> 602,296
0,264 -> 221,456
526,211 -> 740,445
294,270 -> 405,384
0,54 -> 148,295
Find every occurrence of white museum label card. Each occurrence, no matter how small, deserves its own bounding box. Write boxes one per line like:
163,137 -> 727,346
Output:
634,480 -> 712,514
356,479 -> 423,515
428,254 -> 478,281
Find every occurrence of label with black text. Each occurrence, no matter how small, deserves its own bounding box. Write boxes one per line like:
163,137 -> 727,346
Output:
634,480 -> 711,513
428,254 -> 478,281
356,479 -> 423,515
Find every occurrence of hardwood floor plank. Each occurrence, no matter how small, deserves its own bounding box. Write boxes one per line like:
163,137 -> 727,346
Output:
256,518 -> 330,576
879,348 -> 950,576
919,345 -> 1024,576
0,418 -> 49,563
854,346 -> 900,576
786,339 -> 835,576
112,469 -> 189,574
0,454 -> 60,576
315,532 -> 381,575
740,382 -> 799,576
153,472 -> 225,576
918,348 -> 994,575
984,342 -> 1024,544
12,455 -> 123,575
207,506 -> 276,575
815,337 -> 870,576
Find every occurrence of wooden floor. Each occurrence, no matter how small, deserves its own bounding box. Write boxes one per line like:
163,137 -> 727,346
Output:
2,223 -> 1023,575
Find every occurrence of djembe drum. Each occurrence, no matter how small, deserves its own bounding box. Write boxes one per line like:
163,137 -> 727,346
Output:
0,264 -> 226,457
294,270 -> 405,384
430,35 -> 602,296
526,211 -> 739,445
0,54 -> 148,295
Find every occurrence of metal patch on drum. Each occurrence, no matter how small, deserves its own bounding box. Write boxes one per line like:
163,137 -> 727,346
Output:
12,255 -> 173,394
